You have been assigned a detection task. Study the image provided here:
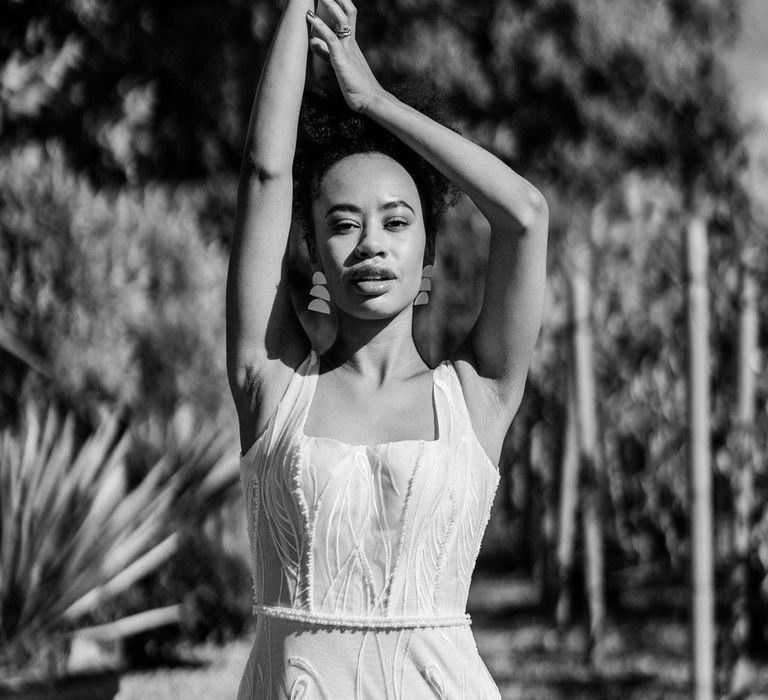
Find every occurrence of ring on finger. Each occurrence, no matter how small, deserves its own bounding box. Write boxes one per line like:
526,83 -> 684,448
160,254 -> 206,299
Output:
333,25 -> 352,38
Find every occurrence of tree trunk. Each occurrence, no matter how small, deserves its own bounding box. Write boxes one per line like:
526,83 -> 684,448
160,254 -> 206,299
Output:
729,232 -> 759,695
685,214 -> 714,700
531,420 -> 557,605
570,248 -> 605,667
514,417 -> 535,569
556,374 -> 579,630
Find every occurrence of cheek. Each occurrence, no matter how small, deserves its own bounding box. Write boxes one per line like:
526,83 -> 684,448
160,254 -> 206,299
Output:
316,236 -> 349,284
408,232 -> 428,269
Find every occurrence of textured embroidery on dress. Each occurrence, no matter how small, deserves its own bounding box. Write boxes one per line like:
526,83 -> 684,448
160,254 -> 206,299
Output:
431,488 -> 458,609
287,656 -> 331,699
421,664 -> 446,698
382,441 -> 425,613
249,474 -> 261,605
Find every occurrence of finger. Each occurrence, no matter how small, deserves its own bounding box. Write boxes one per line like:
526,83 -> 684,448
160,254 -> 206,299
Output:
318,0 -> 353,33
333,0 -> 357,24
306,11 -> 339,46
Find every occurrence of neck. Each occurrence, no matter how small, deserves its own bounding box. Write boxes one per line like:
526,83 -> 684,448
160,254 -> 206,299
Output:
323,307 -> 427,382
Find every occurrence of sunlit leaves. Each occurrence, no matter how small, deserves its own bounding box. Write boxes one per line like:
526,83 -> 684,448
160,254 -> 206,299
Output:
0,143 -> 232,427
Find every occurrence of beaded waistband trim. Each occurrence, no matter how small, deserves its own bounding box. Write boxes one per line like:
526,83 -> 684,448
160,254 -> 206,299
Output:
253,604 -> 471,630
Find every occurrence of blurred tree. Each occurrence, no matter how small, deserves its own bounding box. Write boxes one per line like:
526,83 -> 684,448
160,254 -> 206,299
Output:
0,143 -> 233,428
0,0 -> 741,188
724,158 -> 768,693
726,211 -> 759,694
685,210 -> 714,700
0,0 -> 275,182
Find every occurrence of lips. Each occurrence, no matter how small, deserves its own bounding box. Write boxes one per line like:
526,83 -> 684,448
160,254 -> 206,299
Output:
349,265 -> 396,296
349,265 -> 396,282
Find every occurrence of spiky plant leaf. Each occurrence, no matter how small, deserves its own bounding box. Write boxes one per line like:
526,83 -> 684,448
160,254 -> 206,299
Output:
0,404 -> 176,664
1,399 -> 240,676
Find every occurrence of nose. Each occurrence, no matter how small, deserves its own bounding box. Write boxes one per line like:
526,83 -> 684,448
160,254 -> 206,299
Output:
354,224 -> 387,259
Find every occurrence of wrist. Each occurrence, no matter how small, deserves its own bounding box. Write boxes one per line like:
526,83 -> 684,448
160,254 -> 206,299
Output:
358,86 -> 390,117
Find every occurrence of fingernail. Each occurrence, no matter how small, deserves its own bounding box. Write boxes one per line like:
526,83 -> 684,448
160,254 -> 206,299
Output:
307,10 -> 316,18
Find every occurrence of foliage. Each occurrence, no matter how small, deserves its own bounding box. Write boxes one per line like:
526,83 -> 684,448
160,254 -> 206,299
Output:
0,143 -> 234,428
117,403 -> 247,658
112,527 -> 252,667
108,402 -> 246,658
0,0 -> 269,182
1,0 -> 740,194
127,401 -> 240,519
0,402 -> 168,678
0,399 -> 241,679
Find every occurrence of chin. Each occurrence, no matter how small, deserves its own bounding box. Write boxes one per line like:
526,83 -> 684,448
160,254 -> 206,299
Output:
341,296 -> 413,321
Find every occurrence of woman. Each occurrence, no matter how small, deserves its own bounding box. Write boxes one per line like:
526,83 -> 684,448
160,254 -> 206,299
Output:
226,0 -> 548,696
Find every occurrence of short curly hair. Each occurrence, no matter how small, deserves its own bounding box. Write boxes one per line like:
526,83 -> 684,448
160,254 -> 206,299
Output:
293,78 -> 459,250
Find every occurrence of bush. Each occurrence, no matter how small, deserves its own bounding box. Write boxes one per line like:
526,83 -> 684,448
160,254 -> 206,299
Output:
0,403 -> 178,680
0,142 -> 235,429
113,527 -> 252,667
0,398 -> 243,681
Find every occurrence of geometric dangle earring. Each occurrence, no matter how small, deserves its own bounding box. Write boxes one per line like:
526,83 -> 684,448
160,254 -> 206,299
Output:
308,270 -> 331,314
414,264 -> 433,306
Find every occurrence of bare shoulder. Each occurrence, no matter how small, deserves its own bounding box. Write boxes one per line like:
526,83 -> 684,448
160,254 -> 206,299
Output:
448,343 -> 522,464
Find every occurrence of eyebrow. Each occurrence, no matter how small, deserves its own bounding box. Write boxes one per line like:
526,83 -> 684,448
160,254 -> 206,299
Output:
325,200 -> 416,218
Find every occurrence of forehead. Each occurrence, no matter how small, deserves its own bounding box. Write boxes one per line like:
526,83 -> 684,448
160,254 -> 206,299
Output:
316,153 -> 421,207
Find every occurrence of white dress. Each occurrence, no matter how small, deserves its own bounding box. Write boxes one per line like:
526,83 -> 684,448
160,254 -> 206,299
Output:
237,351 -> 501,699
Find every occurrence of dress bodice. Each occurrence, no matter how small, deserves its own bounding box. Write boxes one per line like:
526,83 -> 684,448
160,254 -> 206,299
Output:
239,351 -> 499,629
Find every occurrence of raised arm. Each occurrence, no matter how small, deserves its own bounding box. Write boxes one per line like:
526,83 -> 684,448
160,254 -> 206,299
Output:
227,0 -> 313,452
360,94 -> 548,392
307,3 -> 548,456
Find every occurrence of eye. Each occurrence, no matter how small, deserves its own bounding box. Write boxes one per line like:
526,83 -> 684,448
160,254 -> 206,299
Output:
385,217 -> 410,231
331,219 -> 360,233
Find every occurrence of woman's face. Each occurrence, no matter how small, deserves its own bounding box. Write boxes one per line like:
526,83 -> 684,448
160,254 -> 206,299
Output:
311,153 -> 429,320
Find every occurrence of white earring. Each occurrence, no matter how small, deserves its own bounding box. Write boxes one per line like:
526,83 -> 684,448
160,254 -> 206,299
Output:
414,265 -> 433,306
308,271 -> 331,314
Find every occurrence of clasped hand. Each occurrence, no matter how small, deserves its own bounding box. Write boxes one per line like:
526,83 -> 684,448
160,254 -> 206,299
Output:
306,0 -> 383,113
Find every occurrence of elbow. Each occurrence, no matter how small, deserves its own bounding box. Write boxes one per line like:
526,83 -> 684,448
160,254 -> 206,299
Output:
227,353 -> 263,400
517,186 -> 548,232
242,151 -> 291,184
491,184 -> 548,233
